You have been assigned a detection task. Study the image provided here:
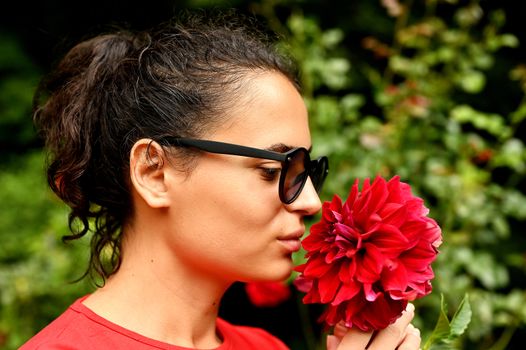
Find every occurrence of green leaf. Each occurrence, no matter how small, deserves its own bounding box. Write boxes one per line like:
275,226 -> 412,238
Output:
423,294 -> 472,350
510,103 -> 526,125
456,70 -> 486,93
450,105 -> 511,138
499,34 -> 519,48
423,295 -> 451,350
449,294 -> 472,338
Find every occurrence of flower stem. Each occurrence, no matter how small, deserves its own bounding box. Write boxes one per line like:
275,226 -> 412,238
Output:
296,294 -> 319,350
487,324 -> 518,350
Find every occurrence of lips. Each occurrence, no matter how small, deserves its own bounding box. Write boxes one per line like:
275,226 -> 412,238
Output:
277,239 -> 302,252
277,228 -> 305,252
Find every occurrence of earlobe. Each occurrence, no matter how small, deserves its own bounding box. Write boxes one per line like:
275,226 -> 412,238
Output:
129,139 -> 171,208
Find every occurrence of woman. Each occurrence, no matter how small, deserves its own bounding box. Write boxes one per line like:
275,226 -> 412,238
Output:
21,11 -> 421,350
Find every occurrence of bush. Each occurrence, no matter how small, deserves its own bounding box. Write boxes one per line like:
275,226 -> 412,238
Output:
1,1 -> 525,349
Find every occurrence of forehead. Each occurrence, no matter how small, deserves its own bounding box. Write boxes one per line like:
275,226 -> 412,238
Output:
210,72 -> 311,149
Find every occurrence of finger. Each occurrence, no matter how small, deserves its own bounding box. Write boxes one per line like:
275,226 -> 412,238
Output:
327,335 -> 340,350
336,327 -> 374,350
367,303 -> 416,350
397,324 -> 421,350
334,322 -> 349,338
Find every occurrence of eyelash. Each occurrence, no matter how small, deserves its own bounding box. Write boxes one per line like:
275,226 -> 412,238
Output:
259,167 -> 281,182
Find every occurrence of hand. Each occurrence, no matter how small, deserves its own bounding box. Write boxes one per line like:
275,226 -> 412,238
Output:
327,303 -> 421,350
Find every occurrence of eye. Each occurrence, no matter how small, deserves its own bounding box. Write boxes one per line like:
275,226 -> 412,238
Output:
258,167 -> 281,182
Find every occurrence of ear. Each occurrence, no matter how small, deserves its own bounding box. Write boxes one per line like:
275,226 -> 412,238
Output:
129,139 -> 171,208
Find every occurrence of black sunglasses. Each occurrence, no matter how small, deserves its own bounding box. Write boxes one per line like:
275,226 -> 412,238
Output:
158,137 -> 329,204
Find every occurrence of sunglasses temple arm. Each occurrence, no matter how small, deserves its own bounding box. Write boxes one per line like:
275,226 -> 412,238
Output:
164,137 -> 287,162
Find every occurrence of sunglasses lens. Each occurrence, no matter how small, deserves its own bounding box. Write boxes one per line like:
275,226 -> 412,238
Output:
311,156 -> 329,192
282,150 -> 309,203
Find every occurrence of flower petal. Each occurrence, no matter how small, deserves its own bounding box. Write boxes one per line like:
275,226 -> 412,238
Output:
318,267 -> 342,303
332,279 -> 361,305
381,262 -> 408,292
303,253 -> 333,277
366,224 -> 410,257
355,243 -> 384,283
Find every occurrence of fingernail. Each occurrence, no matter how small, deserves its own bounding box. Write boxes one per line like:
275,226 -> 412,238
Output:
406,303 -> 415,312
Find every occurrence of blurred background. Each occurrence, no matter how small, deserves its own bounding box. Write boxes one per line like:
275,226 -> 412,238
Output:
1,0 -> 525,349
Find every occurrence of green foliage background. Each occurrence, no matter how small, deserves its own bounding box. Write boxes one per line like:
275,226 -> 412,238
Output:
1,0 -> 526,349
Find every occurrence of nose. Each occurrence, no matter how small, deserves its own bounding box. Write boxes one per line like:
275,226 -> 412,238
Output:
287,177 -> 322,215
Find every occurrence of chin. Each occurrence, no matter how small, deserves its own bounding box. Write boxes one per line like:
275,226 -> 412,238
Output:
264,261 -> 294,282
240,256 -> 294,282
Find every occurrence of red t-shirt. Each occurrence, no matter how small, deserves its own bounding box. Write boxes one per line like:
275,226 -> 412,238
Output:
20,297 -> 289,350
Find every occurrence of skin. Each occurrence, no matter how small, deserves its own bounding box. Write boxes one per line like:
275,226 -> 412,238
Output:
82,71 -> 421,349
328,303 -> 421,350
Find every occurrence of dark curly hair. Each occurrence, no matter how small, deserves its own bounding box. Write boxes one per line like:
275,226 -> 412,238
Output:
33,11 -> 299,284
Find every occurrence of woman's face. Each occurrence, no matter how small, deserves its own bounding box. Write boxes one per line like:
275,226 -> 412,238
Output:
164,71 -> 322,284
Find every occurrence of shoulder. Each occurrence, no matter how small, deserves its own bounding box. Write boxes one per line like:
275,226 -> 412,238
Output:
19,297 -> 96,350
217,318 -> 289,350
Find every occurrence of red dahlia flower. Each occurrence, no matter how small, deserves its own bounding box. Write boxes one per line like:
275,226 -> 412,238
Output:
294,176 -> 442,331
245,281 -> 292,307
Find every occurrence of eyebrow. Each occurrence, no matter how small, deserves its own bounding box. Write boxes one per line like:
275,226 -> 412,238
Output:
266,143 -> 313,153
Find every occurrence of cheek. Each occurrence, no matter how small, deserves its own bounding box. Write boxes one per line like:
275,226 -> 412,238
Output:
165,165 -> 287,281
208,173 -> 281,237
196,161 -> 280,217
169,162 -> 282,250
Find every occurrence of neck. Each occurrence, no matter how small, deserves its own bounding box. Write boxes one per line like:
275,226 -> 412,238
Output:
83,223 -> 231,348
